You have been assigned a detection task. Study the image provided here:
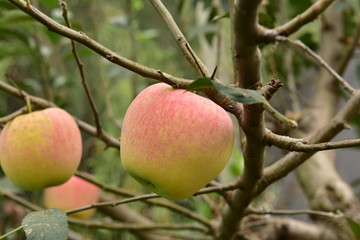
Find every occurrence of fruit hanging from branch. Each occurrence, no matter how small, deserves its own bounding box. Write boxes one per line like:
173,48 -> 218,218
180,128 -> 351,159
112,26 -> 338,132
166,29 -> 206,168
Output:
43,175 -> 100,219
0,108 -> 82,190
120,83 -> 234,200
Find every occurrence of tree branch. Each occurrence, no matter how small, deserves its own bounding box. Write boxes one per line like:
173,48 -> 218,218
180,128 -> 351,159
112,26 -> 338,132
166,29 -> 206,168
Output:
241,215 -> 338,240
258,0 -> 336,42
7,0 -> 192,88
6,0 -> 244,123
69,219 -> 208,233
60,0 -> 103,136
277,37 -> 356,95
247,207 -> 342,218
217,0 -> 265,239
0,106 -> 28,126
75,171 -> 212,228
265,130 -> 360,152
259,89 -> 360,192
149,0 -> 209,77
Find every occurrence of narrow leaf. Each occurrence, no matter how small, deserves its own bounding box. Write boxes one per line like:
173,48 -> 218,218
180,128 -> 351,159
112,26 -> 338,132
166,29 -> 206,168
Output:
187,77 -> 215,91
188,78 -> 297,127
213,82 -> 264,105
22,208 -> 68,240
212,12 -> 230,21
345,217 -> 360,239
188,78 -> 263,104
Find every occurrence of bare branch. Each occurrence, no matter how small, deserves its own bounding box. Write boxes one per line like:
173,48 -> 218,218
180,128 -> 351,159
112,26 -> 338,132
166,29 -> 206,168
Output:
0,106 -> 28,126
6,0 -> 244,122
68,218 -> 208,233
242,215 -> 338,240
258,0 -> 336,42
247,208 -> 342,218
60,0 -> 103,136
259,89 -> 360,192
0,189 -> 42,212
149,0 -> 209,77
7,0 -> 192,88
265,130 -> 360,152
278,37 -> 356,95
217,0 -> 265,239
261,79 -> 283,101
75,171 -> 213,228
65,194 -> 160,215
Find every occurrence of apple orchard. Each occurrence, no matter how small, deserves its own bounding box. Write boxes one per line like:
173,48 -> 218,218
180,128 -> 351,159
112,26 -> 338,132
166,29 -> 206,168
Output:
1,1 -> 360,240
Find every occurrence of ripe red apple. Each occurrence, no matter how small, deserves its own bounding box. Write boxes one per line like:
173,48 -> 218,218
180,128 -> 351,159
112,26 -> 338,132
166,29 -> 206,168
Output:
120,83 -> 234,200
43,175 -> 100,219
0,108 -> 82,190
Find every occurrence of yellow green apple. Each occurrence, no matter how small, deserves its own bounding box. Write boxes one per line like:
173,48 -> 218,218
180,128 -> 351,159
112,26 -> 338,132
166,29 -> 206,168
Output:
43,175 -> 100,219
0,108 -> 82,190
120,83 -> 234,200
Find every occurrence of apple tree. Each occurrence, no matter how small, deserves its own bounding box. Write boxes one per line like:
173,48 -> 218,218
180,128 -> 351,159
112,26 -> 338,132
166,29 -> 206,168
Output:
1,0 -> 360,239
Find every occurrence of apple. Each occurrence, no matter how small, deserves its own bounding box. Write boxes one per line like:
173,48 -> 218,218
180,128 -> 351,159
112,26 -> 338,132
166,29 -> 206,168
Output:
43,175 -> 100,219
120,83 -> 234,200
0,108 -> 82,190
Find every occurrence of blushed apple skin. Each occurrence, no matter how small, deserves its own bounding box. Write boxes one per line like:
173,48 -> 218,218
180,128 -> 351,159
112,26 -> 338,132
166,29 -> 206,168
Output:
120,83 -> 234,200
43,175 -> 100,219
0,108 -> 82,190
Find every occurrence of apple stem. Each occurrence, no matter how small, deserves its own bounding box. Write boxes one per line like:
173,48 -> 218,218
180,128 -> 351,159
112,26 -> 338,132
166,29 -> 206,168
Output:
0,226 -> 24,239
25,96 -> 32,113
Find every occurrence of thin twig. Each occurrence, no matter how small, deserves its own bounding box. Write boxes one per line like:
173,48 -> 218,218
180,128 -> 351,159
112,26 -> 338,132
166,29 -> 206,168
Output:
66,194 -> 160,215
337,20 -> 360,75
149,0 -> 209,77
75,171 -> 213,228
0,106 -> 28,125
258,0 -> 336,42
68,218 -> 208,233
60,1 -> 103,136
6,0 -> 243,120
278,37 -> 356,95
0,190 -> 42,212
265,130 -> 360,152
247,208 -> 343,219
7,0 -> 192,87
259,89 -> 360,194
0,226 -> 24,240
0,189 -> 208,236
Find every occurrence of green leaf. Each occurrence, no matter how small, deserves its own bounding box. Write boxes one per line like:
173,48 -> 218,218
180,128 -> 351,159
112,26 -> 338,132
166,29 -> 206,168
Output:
345,217 -> 360,239
22,209 -> 68,240
213,82 -> 264,105
0,2 -> 16,10
258,12 -> 274,28
188,78 -> 264,105
212,12 -> 229,21
187,77 -> 215,91
0,10 -> 33,26
37,0 -> 59,9
229,148 -> 244,177
188,78 -> 297,127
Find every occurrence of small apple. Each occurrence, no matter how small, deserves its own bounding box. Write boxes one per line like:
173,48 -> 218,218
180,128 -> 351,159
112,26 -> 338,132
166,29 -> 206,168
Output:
0,108 -> 82,190
43,175 -> 100,219
120,83 -> 234,200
